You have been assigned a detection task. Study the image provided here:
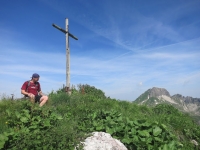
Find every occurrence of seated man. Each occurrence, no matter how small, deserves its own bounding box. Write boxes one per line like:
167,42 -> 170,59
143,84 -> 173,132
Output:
21,73 -> 48,107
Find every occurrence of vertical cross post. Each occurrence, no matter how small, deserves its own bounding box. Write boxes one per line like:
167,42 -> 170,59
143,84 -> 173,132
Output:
65,18 -> 70,94
52,19 -> 78,95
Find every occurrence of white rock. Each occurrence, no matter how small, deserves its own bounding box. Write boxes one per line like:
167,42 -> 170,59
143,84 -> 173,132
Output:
78,132 -> 128,150
191,139 -> 198,146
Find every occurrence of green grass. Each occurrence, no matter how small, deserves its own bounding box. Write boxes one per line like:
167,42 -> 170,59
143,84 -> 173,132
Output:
0,85 -> 200,149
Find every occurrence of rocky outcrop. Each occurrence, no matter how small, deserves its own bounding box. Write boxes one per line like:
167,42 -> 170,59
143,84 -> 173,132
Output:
172,94 -> 200,105
77,132 -> 127,150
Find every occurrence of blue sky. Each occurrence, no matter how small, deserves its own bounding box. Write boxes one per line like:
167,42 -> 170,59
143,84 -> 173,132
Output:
0,0 -> 200,101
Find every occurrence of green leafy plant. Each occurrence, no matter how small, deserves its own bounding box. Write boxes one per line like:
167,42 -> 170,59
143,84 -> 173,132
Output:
0,101 -> 63,149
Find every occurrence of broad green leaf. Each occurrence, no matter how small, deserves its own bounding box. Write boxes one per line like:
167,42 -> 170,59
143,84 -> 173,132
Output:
106,128 -> 115,134
153,126 -> 162,136
106,116 -> 111,120
163,144 -> 168,150
146,137 -> 152,144
4,132 -> 13,136
37,135 -> 41,139
117,116 -> 123,121
20,117 -> 28,123
29,125 -> 37,129
115,126 -> 123,132
178,143 -> 183,148
96,126 -> 103,131
23,109 -> 30,114
57,115 -> 63,120
92,112 -> 97,119
133,120 -> 139,125
126,117 -> 130,123
0,141 -> 5,149
36,116 -> 42,121
108,120 -> 115,126
44,120 -> 51,127
120,123 -> 125,128
93,121 -> 98,127
6,109 -> 11,116
147,145 -> 153,150
133,136 -> 139,142
131,128 -> 136,135
154,137 -> 162,142
122,138 -> 131,144
15,111 -> 21,118
25,113 -> 31,119
21,128 -> 30,133
139,137 -> 146,142
124,126 -> 130,131
161,124 -> 167,130
0,134 -> 8,142
141,122 -> 151,127
129,121 -> 133,126
138,130 -> 150,137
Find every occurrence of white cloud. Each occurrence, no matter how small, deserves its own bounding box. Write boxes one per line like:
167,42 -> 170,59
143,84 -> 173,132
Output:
141,52 -> 198,59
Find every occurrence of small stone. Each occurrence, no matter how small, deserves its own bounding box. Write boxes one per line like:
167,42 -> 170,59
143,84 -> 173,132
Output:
191,139 -> 198,146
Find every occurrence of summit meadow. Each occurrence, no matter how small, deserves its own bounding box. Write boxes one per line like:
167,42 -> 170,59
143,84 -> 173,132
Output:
0,84 -> 199,150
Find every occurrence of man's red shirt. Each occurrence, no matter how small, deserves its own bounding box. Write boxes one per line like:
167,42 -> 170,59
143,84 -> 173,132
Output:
21,81 -> 41,96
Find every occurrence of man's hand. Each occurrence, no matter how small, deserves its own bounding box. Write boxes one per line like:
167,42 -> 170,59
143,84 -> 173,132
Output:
28,93 -> 35,98
39,91 -> 44,96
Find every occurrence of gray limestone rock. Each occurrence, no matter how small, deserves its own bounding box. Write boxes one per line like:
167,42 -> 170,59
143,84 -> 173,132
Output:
76,132 -> 127,150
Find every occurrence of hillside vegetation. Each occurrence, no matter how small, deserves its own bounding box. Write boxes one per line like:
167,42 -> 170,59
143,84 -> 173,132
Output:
0,84 -> 200,150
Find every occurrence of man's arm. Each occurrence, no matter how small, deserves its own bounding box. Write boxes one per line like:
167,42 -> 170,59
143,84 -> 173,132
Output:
38,91 -> 45,96
37,83 -> 44,96
21,90 -> 33,97
21,89 -> 29,96
21,82 -> 29,96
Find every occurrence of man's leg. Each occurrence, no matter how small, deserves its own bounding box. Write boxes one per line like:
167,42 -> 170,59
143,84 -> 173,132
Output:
39,95 -> 48,107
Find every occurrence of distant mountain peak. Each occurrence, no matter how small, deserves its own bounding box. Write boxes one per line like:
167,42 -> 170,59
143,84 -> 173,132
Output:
148,87 -> 170,98
172,94 -> 183,98
134,87 -> 200,119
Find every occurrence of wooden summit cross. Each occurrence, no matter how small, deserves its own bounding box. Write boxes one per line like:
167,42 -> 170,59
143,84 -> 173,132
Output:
52,18 -> 78,94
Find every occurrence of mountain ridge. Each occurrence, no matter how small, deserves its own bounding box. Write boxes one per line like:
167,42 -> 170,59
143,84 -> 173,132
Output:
134,87 -> 200,123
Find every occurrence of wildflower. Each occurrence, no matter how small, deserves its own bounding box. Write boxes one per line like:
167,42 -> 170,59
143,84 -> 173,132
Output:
5,121 -> 8,124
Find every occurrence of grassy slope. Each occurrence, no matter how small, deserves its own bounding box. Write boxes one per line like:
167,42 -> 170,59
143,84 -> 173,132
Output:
134,90 -> 149,103
0,87 -> 200,149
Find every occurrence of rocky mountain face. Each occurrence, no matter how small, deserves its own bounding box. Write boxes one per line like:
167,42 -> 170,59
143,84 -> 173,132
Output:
172,94 -> 200,105
148,87 -> 170,97
134,87 -> 200,123
171,94 -> 200,115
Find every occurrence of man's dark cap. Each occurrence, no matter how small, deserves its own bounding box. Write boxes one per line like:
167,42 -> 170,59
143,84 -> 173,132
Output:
32,73 -> 40,78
